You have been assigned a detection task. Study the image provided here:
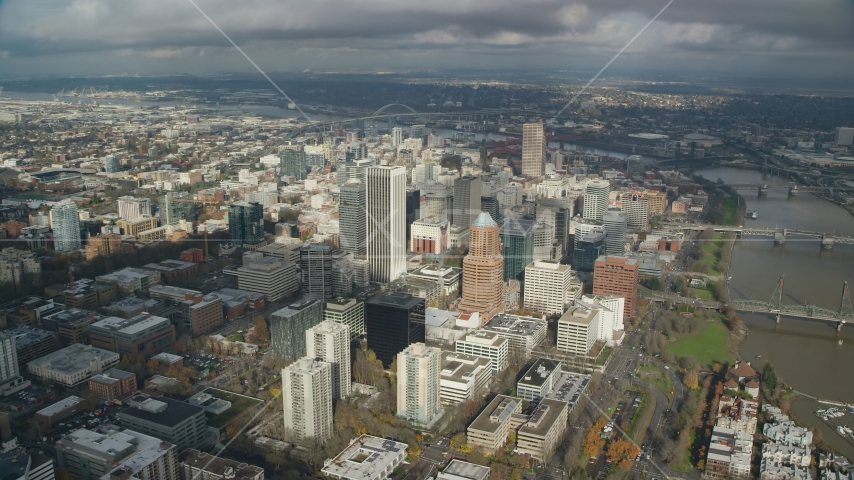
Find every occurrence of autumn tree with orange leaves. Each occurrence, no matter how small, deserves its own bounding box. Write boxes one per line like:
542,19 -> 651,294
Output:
607,438 -> 640,470
583,418 -> 608,457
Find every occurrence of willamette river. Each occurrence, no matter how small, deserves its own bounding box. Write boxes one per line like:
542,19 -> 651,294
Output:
696,167 -> 854,457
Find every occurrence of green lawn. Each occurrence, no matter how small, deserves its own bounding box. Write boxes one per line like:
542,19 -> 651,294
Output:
721,197 -> 739,226
665,321 -> 733,367
640,364 -> 674,400
204,388 -> 264,428
16,192 -> 49,199
689,288 -> 714,301
692,233 -> 723,276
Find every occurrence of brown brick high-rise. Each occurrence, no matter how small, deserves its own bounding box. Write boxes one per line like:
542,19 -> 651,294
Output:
593,256 -> 639,319
459,212 -> 504,322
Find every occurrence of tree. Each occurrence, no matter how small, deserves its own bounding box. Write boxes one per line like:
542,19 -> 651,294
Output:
253,316 -> 269,342
583,418 -> 608,457
763,363 -> 778,390
225,425 -> 238,437
684,370 -> 699,390
607,438 -> 640,470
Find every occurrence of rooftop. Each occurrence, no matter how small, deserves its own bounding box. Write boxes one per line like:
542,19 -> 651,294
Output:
441,352 -> 491,384
469,395 -> 520,434
559,306 -> 599,326
367,291 -> 423,310
518,358 -> 561,388
518,399 -> 568,437
499,217 -> 536,237
181,448 -> 263,480
322,435 -> 408,480
27,344 -> 119,374
43,308 -> 99,327
439,459 -> 490,480
91,314 -> 171,336
35,395 -> 83,417
6,326 -> 54,348
121,395 -> 204,428
483,314 -> 546,336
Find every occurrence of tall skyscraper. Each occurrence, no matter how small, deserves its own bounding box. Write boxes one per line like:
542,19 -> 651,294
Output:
117,197 -> 151,221
104,155 -> 121,173
452,175 -> 482,229
391,127 -> 403,148
396,343 -> 441,426
499,216 -> 536,281
228,201 -> 264,246
0,332 -> 20,383
458,212 -> 504,321
621,193 -> 650,230
306,320 -> 351,400
522,121 -> 546,177
592,256 -> 639,320
365,292 -> 425,366
406,189 -> 421,245
366,166 -> 406,283
573,231 -> 605,273
282,357 -> 333,444
602,210 -> 628,256
280,148 -> 308,180
300,243 -> 334,301
339,178 -> 367,256
50,199 -> 81,253
270,299 -> 323,361
583,180 -> 610,221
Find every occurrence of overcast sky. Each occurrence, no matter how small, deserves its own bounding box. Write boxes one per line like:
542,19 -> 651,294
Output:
1,0 -> 853,80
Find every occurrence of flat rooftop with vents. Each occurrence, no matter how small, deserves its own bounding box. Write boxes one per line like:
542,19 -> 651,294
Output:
322,434 -> 408,480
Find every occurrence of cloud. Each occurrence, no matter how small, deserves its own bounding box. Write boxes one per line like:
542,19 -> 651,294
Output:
0,0 -> 852,77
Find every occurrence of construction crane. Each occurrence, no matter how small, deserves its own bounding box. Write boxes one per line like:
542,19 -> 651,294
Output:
165,196 -> 223,260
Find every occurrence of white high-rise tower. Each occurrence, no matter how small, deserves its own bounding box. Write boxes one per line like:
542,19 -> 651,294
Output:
396,343 -> 442,426
366,166 -> 406,283
582,180 -> 610,221
306,320 -> 351,400
282,357 -> 333,444
50,199 -> 81,253
392,127 -> 403,148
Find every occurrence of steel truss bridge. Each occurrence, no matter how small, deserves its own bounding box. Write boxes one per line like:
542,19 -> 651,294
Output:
729,276 -> 854,330
661,224 -> 854,247
286,104 -> 541,138
727,183 -> 832,194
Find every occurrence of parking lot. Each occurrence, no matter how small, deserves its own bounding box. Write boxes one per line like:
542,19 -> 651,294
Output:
186,354 -> 229,380
49,405 -> 122,443
545,372 -> 590,411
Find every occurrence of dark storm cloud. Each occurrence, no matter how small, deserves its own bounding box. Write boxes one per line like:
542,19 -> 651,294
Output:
0,0 -> 852,77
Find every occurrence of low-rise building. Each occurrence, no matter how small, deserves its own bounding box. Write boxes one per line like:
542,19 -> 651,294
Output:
149,286 -> 224,337
436,460 -> 490,480
516,398 -> 568,462
237,256 -> 298,302
439,352 -> 492,406
118,395 -> 208,450
33,395 -> 86,430
41,308 -> 102,344
97,268 -> 161,296
0,451 -> 55,480
56,428 -> 168,480
87,369 -> 137,401
6,326 -> 58,365
761,442 -> 812,468
408,264 -> 462,297
89,314 -> 176,357
763,423 -> 813,449
455,330 -> 509,373
321,434 -> 408,480
517,358 -> 561,402
27,344 -> 120,387
760,459 -> 811,480
181,448 -> 263,480
482,313 -> 547,359
467,395 -> 522,453
150,353 -> 184,369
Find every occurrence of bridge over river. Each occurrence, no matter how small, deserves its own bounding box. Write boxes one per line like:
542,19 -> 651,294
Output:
659,223 -> 854,248
644,277 -> 854,330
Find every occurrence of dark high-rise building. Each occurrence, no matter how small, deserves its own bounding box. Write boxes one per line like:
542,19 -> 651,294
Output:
452,175 -> 482,228
270,298 -> 323,361
481,196 -> 500,224
228,201 -> 264,246
280,148 -> 308,180
406,189 -> 421,245
499,216 -> 536,281
365,292 -> 425,366
339,178 -> 367,256
573,231 -> 605,272
537,199 -> 573,261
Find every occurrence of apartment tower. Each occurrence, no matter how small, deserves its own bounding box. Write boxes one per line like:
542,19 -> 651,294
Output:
305,320 -> 351,400
522,121 -> 547,177
592,256 -> 639,320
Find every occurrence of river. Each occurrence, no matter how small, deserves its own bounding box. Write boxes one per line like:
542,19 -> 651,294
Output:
697,166 -> 854,457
